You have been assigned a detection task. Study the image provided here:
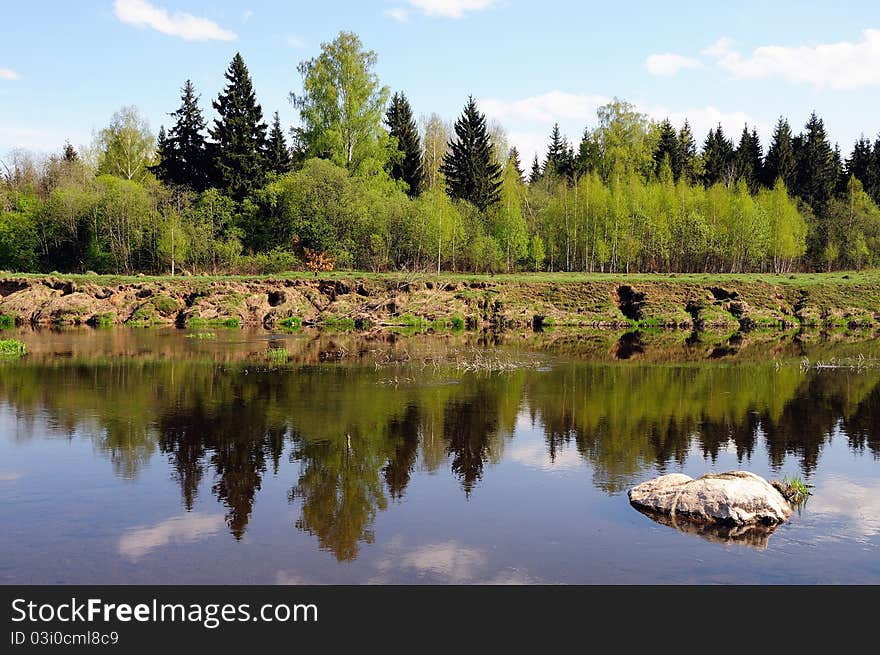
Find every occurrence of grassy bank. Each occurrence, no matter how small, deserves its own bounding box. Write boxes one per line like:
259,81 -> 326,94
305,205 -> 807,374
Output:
0,270 -> 878,331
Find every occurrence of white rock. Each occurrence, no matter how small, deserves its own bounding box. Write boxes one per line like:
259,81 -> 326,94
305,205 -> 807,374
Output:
628,471 -> 792,526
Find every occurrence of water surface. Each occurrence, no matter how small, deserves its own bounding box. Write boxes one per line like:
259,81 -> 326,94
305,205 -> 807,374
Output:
1,328 -> 879,584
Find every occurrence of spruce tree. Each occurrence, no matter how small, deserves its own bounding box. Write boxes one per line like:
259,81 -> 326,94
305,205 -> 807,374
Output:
575,128 -> 598,177
735,125 -> 763,192
385,91 -> 423,197
701,125 -> 735,187
266,111 -> 292,174
653,119 -> 678,180
62,140 -> 78,162
529,155 -> 542,185
544,123 -> 573,178
441,96 -> 502,210
210,53 -> 268,200
508,147 -> 525,182
845,136 -> 873,187
869,137 -> 880,204
155,80 -> 211,190
676,121 -> 697,182
794,112 -> 837,213
763,117 -> 797,189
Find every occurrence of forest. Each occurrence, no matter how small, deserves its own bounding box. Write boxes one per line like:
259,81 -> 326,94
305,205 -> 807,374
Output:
2,30 -> 880,276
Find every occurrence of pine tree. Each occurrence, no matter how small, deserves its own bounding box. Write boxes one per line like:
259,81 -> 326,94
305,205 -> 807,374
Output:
153,80 -> 211,190
529,155 -> 542,185
763,117 -> 797,189
385,91 -> 423,197
575,128 -> 598,177
869,136 -> 880,204
266,111 -> 292,174
508,147 -> 525,182
676,121 -> 697,182
544,123 -> 573,178
794,112 -> 837,213
735,125 -> 763,192
62,140 -> 78,162
701,124 -> 735,187
441,96 -> 502,210
209,54 -> 268,200
653,119 -> 678,180
845,136 -> 873,187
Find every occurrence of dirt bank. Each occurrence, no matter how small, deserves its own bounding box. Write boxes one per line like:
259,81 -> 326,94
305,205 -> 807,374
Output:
0,273 -> 878,330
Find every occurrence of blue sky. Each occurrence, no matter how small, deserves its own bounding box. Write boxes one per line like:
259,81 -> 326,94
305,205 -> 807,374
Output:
3,0 -> 880,166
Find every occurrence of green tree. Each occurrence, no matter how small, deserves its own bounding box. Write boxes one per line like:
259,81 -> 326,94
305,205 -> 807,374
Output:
292,31 -> 391,175
701,125 -> 735,187
385,92 -> 423,197
508,147 -> 525,182
210,53 -> 268,200
735,125 -> 763,192
420,113 -> 449,191
154,80 -> 211,191
763,117 -> 797,189
95,106 -> 155,183
441,96 -> 503,211
653,119 -> 678,180
676,120 -> 697,182
794,112 -> 837,214
266,111 -> 292,174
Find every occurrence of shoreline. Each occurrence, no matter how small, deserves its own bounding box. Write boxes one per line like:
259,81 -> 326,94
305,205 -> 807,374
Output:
1,271 -> 879,331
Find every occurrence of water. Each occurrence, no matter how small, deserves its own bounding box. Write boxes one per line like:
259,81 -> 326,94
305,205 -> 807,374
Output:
1,327 -> 879,584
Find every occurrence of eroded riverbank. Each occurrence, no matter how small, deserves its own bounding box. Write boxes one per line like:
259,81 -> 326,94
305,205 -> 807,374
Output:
1,271 -> 879,331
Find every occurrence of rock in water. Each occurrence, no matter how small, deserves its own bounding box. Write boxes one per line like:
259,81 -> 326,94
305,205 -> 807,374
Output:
628,471 -> 792,526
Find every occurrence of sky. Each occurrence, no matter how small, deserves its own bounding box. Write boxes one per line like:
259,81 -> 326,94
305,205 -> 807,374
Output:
3,0 -> 880,167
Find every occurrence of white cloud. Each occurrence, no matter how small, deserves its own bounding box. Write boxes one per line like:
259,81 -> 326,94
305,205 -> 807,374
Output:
645,53 -> 703,76
113,0 -> 237,42
508,441 -> 583,472
404,0 -> 496,19
118,513 -> 225,561
703,30 -> 880,90
286,35 -> 306,48
385,8 -> 409,22
0,68 -> 21,81
242,9 -> 253,22
480,91 -> 610,125
807,476 -> 880,541
479,90 -> 765,165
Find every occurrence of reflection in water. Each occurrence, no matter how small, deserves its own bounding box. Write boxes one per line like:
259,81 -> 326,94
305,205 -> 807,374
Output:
631,506 -> 780,549
118,514 -> 225,561
2,330 -> 880,561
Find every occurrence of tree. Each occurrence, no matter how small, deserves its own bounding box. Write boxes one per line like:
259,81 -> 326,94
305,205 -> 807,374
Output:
441,96 -> 503,211
385,92 -> 423,197
154,80 -> 211,190
292,31 -> 391,175
794,112 -> 837,214
266,111 -> 292,174
676,121 -> 697,182
528,155 -> 542,185
701,124 -> 735,187
508,147 -> 525,182
95,106 -> 155,183
763,117 -> 797,189
653,119 -> 678,180
592,100 -> 654,181
210,53 -> 268,200
735,125 -> 763,192
846,136 -> 873,189
421,113 -> 449,191
545,123 -> 573,179
62,141 -> 78,163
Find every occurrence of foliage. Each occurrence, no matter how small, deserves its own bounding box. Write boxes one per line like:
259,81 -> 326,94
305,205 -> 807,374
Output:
0,339 -> 27,357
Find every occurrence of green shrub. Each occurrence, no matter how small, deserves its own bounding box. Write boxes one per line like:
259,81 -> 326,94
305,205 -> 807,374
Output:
278,316 -> 302,331
186,317 -> 240,328
0,339 -> 27,357
0,314 -> 15,329
185,332 -> 216,340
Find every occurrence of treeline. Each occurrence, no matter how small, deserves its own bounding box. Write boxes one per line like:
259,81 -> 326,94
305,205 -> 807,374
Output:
2,30 -> 880,275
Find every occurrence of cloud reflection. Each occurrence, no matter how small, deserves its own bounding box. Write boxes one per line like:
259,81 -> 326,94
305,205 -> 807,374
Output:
118,513 -> 225,561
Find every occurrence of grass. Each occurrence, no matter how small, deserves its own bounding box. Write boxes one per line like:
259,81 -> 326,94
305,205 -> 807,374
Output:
0,314 -> 14,329
265,346 -> 289,365
277,316 -> 302,331
774,475 -> 811,504
320,316 -> 356,331
185,317 -> 241,328
185,331 -> 216,340
0,339 -> 27,358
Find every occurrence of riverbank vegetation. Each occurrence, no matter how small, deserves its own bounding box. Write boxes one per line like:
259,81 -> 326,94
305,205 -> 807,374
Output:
3,32 -> 880,276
